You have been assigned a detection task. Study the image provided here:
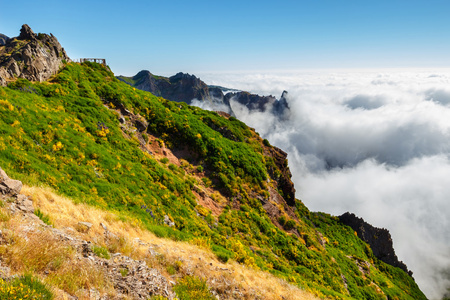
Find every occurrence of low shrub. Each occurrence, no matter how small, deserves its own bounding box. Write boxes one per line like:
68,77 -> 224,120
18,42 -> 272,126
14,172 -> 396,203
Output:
211,244 -> 233,263
35,208 -> 52,226
92,245 -> 110,259
173,275 -> 215,300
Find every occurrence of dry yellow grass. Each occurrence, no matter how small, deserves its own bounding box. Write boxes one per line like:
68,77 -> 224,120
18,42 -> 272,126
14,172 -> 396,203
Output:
0,212 -> 115,299
20,184 -> 321,300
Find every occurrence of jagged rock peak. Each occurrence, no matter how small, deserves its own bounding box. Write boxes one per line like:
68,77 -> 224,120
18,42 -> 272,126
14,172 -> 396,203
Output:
339,212 -> 413,277
170,72 -> 197,80
19,24 -> 36,40
0,24 -> 70,86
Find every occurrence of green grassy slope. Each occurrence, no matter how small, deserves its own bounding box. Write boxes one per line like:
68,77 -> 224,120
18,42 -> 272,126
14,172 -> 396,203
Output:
0,62 -> 426,299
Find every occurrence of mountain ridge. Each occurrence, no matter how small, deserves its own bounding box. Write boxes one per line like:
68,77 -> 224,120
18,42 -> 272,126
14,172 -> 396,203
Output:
117,70 -> 290,118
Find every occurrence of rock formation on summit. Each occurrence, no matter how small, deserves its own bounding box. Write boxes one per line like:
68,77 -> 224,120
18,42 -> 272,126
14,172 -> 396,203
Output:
0,24 -> 70,86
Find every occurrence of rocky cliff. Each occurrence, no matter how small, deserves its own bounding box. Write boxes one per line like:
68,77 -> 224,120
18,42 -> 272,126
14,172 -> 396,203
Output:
0,24 -> 70,86
339,212 -> 413,276
117,71 -> 290,116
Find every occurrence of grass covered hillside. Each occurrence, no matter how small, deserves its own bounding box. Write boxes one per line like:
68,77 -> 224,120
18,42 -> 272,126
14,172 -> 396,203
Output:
0,61 -> 426,299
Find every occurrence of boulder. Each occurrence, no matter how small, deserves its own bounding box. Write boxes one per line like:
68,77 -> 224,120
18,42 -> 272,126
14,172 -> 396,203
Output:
0,167 -> 22,196
15,194 -> 34,213
77,221 -> 93,233
164,215 -> 175,227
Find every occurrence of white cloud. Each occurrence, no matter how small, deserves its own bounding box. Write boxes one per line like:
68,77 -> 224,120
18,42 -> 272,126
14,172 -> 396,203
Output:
197,69 -> 450,299
190,98 -> 233,115
425,88 -> 450,106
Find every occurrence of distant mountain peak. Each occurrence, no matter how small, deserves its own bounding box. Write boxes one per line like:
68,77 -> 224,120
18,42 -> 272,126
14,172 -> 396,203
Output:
118,70 -> 291,117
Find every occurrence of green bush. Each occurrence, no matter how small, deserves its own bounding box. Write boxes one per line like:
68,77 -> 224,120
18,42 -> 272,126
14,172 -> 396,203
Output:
92,245 -> 110,259
211,244 -> 233,263
284,219 -> 296,230
35,208 -> 52,226
173,275 -> 215,300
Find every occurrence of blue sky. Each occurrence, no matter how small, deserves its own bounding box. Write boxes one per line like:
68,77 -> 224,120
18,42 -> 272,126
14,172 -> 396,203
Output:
1,0 -> 449,76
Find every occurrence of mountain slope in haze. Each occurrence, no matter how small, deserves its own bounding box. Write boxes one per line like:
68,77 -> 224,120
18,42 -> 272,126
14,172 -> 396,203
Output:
0,25 -> 426,300
117,70 -> 290,117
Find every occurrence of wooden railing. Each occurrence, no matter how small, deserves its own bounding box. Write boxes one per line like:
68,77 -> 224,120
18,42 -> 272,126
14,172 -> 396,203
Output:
78,58 -> 106,66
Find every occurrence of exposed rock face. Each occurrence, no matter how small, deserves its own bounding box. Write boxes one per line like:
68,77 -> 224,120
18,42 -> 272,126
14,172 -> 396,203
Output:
0,24 -> 70,86
165,72 -> 211,103
264,145 -> 296,206
0,167 -> 23,196
118,71 -> 213,105
0,167 -> 34,215
117,71 -> 290,116
0,34 -> 9,46
225,90 -> 290,116
225,91 -> 273,111
339,212 -> 412,276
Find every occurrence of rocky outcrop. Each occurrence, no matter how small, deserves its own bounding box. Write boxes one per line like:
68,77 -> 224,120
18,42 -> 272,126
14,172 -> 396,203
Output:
0,167 -> 22,196
117,71 -> 290,117
0,167 -> 34,215
339,212 -> 412,276
0,24 -> 70,86
0,34 -> 9,46
264,145 -> 296,206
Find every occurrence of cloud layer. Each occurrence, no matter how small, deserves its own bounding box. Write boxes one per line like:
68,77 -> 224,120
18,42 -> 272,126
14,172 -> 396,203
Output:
197,69 -> 450,299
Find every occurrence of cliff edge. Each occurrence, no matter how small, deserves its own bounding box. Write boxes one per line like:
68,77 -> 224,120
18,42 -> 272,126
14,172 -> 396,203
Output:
339,212 -> 413,276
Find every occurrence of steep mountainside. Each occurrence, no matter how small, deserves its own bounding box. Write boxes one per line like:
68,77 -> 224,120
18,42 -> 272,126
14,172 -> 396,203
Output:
0,25 -> 426,299
117,71 -> 290,117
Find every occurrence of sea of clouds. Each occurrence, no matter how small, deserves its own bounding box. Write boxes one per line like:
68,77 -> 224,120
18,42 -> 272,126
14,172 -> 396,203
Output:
196,69 -> 450,299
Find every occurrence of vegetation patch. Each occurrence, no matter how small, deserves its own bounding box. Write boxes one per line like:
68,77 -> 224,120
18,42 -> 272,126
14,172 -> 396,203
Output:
174,275 -> 215,300
0,274 -> 53,300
